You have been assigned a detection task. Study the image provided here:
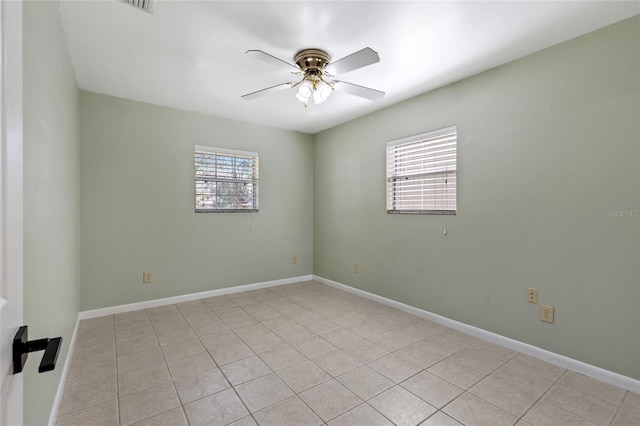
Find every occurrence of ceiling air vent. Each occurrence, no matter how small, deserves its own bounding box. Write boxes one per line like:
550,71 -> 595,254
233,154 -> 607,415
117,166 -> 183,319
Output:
121,0 -> 154,14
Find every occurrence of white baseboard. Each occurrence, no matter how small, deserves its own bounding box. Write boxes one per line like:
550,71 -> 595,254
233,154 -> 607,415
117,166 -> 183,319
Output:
48,316 -> 80,426
78,275 -> 313,319
313,275 -> 640,393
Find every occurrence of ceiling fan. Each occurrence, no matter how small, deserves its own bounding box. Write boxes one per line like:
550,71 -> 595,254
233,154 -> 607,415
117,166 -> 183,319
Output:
241,47 -> 385,108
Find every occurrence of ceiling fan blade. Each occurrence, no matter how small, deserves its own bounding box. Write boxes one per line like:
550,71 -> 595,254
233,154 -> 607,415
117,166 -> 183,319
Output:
241,82 -> 294,100
245,50 -> 299,70
327,47 -> 380,75
333,81 -> 385,101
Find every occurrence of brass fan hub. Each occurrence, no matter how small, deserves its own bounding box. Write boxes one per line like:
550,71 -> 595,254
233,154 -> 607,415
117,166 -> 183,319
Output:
294,49 -> 331,75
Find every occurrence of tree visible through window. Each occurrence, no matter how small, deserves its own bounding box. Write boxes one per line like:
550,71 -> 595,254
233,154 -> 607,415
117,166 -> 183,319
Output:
386,126 -> 457,214
195,146 -> 259,212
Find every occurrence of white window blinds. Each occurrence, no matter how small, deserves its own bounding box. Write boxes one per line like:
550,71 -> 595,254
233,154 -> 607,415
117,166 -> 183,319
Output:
195,146 -> 259,212
386,126 -> 457,214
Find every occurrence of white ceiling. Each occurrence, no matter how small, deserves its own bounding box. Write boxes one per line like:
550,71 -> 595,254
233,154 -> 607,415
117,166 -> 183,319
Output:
58,0 -> 640,134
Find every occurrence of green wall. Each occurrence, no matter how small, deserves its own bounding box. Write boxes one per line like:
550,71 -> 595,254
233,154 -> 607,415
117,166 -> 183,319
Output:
23,1 -> 80,425
314,16 -> 640,379
79,92 -> 314,310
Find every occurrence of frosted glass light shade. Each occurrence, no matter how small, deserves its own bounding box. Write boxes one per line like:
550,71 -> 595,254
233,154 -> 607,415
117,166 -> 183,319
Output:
313,81 -> 333,104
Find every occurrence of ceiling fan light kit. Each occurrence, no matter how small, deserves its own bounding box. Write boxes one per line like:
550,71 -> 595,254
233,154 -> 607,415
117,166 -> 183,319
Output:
293,49 -> 334,107
242,47 -> 385,108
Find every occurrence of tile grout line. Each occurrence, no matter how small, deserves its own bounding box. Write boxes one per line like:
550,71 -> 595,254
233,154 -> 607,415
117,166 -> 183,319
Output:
129,306 -> 188,425
112,315 -> 121,426
285,314 -> 433,424
429,348 -> 520,425
195,289 -> 299,425
167,303 -> 206,426
236,288 -> 376,425
608,392 -> 623,426
532,370 -> 626,426
287,289 -> 464,425
175,306 -> 216,392
55,318 -> 119,423
272,316 -> 367,425
239,289 -> 319,425
213,295 -> 268,426
177,295 -> 256,425
512,368 -> 567,425
159,290 -> 426,424
242,288 -> 344,425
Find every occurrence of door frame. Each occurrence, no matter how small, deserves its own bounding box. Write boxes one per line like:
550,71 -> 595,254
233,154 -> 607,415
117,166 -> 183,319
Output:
0,0 -> 24,425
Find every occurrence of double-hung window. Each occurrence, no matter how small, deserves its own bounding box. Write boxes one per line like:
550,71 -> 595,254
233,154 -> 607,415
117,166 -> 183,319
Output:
195,145 -> 259,212
386,125 -> 457,214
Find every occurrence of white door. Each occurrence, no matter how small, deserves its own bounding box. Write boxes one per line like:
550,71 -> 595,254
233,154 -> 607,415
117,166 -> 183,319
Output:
0,1 -> 24,425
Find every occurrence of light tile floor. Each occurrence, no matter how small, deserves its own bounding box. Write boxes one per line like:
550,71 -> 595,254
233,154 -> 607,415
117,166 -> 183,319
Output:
56,281 -> 639,426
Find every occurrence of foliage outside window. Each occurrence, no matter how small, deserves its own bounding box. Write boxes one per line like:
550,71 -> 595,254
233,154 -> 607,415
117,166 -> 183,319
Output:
195,145 -> 259,212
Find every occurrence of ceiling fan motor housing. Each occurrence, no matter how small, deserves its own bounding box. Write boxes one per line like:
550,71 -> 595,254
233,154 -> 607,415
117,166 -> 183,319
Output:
295,49 -> 331,75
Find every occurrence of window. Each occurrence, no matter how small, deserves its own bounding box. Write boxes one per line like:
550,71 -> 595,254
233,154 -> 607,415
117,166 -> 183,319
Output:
386,125 -> 457,214
195,146 -> 259,212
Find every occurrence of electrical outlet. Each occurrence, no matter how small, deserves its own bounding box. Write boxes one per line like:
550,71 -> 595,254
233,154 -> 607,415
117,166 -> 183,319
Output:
143,272 -> 152,283
540,305 -> 554,323
292,256 -> 297,265
354,263 -> 360,273
527,288 -> 538,304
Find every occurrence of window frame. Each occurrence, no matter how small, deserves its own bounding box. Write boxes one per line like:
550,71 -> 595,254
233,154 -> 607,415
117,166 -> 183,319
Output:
386,125 -> 457,215
194,145 -> 259,213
